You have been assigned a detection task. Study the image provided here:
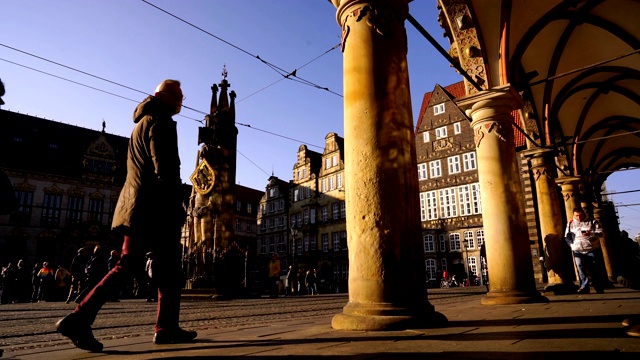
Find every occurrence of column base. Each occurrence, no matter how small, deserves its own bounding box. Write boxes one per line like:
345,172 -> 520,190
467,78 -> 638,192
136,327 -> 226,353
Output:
481,290 -> 549,305
544,282 -> 578,295
331,301 -> 448,331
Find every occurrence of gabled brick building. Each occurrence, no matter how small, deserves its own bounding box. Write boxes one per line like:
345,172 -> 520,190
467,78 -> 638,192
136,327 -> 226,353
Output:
414,82 -> 542,284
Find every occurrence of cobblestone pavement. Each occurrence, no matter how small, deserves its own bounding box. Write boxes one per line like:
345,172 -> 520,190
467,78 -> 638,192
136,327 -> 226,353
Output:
0,287 -> 487,353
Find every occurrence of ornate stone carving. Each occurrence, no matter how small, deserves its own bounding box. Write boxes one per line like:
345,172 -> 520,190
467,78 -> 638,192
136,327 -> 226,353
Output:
474,121 -> 508,147
338,2 -> 404,52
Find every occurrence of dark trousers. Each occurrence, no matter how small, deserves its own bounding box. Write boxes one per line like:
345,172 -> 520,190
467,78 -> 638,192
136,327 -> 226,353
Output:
74,230 -> 183,332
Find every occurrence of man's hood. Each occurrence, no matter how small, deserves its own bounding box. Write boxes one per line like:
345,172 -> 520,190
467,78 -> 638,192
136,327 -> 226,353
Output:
133,96 -> 170,123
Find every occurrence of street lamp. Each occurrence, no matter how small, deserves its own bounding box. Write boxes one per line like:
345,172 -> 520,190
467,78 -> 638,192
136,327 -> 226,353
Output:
462,239 -> 470,285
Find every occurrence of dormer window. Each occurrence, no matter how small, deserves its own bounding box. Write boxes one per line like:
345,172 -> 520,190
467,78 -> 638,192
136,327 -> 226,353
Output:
434,103 -> 445,115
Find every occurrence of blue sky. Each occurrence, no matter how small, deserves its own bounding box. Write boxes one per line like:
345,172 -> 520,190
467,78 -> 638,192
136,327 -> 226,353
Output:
1,0 -> 638,237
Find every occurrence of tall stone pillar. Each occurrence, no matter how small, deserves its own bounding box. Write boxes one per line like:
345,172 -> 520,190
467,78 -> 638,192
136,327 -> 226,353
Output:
593,206 -> 617,282
330,0 -> 446,330
522,148 -> 574,293
456,85 -> 547,305
556,177 -> 582,222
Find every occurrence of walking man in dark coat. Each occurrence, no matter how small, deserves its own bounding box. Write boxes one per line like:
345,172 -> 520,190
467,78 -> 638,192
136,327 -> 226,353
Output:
55,79 -> 196,352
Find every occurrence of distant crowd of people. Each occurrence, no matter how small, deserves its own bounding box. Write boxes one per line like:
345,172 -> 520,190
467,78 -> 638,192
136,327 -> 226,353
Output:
0,246 -> 158,305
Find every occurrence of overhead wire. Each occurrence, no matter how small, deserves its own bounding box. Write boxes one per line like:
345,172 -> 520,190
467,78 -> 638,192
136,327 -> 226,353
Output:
0,44 -> 326,149
141,0 -> 342,98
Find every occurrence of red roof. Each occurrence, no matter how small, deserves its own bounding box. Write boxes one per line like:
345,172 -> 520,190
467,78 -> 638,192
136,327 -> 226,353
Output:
415,81 -> 525,147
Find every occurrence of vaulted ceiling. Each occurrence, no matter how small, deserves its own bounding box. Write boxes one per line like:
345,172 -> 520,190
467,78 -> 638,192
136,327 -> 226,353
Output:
437,0 -> 640,192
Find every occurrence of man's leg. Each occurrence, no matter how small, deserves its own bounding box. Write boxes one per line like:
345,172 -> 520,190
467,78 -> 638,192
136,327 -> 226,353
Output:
589,249 -> 606,293
573,252 -> 590,291
152,230 -> 196,344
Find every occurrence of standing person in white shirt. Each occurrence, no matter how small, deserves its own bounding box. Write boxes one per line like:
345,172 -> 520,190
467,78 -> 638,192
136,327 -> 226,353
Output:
565,207 -> 606,294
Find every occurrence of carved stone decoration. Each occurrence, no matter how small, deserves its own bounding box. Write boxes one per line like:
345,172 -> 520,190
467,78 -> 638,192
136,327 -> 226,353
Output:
474,125 -> 485,148
564,192 -> 575,203
533,167 -> 548,182
338,2 -> 404,52
190,159 -> 215,195
439,0 -> 488,95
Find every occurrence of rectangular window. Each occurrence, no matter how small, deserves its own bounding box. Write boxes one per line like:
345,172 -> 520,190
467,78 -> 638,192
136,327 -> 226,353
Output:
303,209 -> 309,224
246,221 -> 252,232
262,204 -> 268,214
294,189 -> 299,202
332,203 -> 339,220
321,179 -> 327,193
423,234 -> 435,253
434,103 -> 445,115
260,238 -> 267,254
429,160 -> 441,178
247,203 -> 252,214
425,259 -> 437,280
325,158 -> 331,169
447,156 -> 461,174
278,234 -> 286,253
309,233 -> 317,251
279,199 -> 284,211
322,234 -> 329,252
296,237 -> 302,255
12,190 -> 33,226
304,234 -> 310,251
310,208 -> 316,224
440,257 -> 448,272
454,122 -> 461,134
269,188 -> 276,198
439,188 -> 457,218
337,173 -> 343,188
321,206 -> 328,222
291,215 -> 296,228
476,229 -> 485,246
439,234 -> 446,252
419,193 -> 427,221
66,196 -> 84,225
333,233 -> 340,251
269,237 -> 276,254
332,155 -> 338,167
449,233 -> 461,251
236,200 -> 242,211
340,202 -> 346,218
340,231 -> 347,250
471,183 -> 482,214
302,168 -> 307,178
235,218 -> 241,231
41,193 -> 62,227
88,198 -> 103,222
329,176 -> 335,191
435,126 -> 448,139
458,185 -> 471,216
463,152 -> 477,171
423,131 -> 430,142
417,163 -> 428,180
468,256 -> 478,276
464,230 -> 475,249
269,202 -> 275,213
305,186 -> 311,199
296,213 -> 302,227
269,217 -> 275,228
426,191 -> 438,220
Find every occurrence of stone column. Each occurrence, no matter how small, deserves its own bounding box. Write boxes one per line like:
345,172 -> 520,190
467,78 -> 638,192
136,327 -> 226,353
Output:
556,177 -> 582,222
456,85 -> 547,305
330,0 -> 446,330
592,206 -> 616,282
522,148 -> 574,293
556,176 -> 582,283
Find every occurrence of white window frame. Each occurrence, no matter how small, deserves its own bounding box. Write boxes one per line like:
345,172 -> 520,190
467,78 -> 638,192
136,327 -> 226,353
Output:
419,193 -> 427,221
458,185 -> 471,216
329,176 -> 335,191
447,156 -> 461,174
471,183 -> 482,214
434,103 -> 445,115
325,158 -> 331,169
429,160 -> 441,178
425,259 -> 437,280
340,202 -> 346,218
440,258 -> 448,272
332,155 -> 338,167
463,152 -> 477,171
322,234 -> 329,252
439,234 -> 446,252
468,256 -> 478,276
464,230 -> 475,249
333,233 -> 340,251
476,229 -> 485,246
435,126 -> 448,139
454,122 -> 461,134
423,131 -> 430,142
423,234 -> 435,253
449,233 -> 461,251
418,163 -> 428,180
439,188 -> 457,218
337,173 -> 343,188
426,191 -> 438,220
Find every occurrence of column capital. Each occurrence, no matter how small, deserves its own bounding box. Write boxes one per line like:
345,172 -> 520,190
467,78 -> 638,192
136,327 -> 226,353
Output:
455,84 -> 523,122
332,0 -> 409,32
555,176 -> 581,188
